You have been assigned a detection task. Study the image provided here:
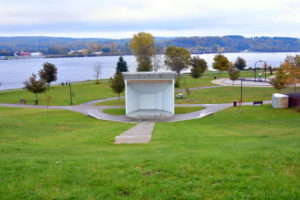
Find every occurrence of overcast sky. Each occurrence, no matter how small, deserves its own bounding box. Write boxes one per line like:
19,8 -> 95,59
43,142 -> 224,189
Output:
0,0 -> 299,38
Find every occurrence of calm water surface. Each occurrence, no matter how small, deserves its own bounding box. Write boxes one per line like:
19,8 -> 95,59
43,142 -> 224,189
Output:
0,52 -> 299,90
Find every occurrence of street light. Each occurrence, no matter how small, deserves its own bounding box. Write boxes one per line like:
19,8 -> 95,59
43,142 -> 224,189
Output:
69,81 -> 73,105
240,78 -> 243,102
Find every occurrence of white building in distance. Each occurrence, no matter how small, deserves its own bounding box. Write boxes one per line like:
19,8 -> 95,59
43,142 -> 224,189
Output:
122,72 -> 176,119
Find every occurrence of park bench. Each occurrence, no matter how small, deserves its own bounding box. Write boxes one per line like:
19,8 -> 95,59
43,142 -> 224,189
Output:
176,93 -> 185,99
253,101 -> 263,106
19,99 -> 26,104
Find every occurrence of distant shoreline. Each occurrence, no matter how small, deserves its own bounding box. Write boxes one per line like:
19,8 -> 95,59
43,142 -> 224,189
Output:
1,51 -> 299,61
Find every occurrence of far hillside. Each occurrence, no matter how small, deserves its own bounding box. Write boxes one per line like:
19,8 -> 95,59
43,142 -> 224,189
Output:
0,35 -> 300,56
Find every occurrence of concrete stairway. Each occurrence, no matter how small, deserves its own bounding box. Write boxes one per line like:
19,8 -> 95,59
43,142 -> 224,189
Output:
115,122 -> 155,144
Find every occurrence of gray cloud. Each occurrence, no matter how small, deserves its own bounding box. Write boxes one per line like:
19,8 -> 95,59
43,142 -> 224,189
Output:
0,0 -> 299,38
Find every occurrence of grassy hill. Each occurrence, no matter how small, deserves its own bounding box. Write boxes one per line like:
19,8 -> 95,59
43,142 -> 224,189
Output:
0,105 -> 299,199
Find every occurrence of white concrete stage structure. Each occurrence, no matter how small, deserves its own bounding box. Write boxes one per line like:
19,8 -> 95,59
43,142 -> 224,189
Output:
122,72 -> 176,119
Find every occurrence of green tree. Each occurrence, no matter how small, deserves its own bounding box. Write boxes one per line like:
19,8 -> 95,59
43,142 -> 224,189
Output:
24,74 -> 48,105
234,57 -> 247,70
164,46 -> 191,78
228,64 -> 240,85
270,67 -> 288,92
39,62 -> 57,84
116,56 -> 128,73
190,56 -> 207,81
109,73 -> 125,102
268,65 -> 274,75
130,32 -> 156,71
213,54 -> 230,76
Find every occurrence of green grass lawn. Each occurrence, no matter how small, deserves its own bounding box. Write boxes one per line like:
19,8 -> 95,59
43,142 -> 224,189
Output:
175,70 -> 269,89
97,86 -> 277,106
96,98 -> 125,106
0,105 -> 299,199
102,106 -> 205,115
176,86 -> 276,104
0,80 -> 123,106
0,71 -> 275,106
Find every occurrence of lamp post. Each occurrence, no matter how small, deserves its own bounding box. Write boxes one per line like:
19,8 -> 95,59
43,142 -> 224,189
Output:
240,78 -> 243,102
254,60 -> 260,82
263,61 -> 267,82
69,82 -> 73,105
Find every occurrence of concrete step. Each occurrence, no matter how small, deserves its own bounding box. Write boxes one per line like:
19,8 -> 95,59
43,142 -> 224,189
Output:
115,135 -> 151,144
114,122 -> 155,144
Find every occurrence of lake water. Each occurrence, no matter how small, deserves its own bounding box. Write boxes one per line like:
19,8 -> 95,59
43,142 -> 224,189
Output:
0,52 -> 299,90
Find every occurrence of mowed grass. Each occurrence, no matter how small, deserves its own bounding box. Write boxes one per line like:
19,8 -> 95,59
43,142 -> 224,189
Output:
102,106 -> 205,115
0,105 -> 300,199
0,80 -> 123,106
176,86 -> 276,104
0,71 -> 275,106
97,86 -> 277,106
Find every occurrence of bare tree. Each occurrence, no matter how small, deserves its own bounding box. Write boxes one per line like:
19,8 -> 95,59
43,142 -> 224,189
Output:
94,63 -> 102,84
151,48 -> 163,72
45,95 -> 52,114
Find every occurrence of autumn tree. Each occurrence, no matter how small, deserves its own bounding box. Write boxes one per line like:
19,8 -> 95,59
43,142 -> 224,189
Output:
94,63 -> 102,84
130,32 -> 156,71
116,56 -> 128,73
39,62 -> 57,85
228,64 -> 240,85
88,43 -> 98,52
110,43 -> 118,54
109,73 -> 125,102
270,67 -> 288,92
82,48 -> 88,56
164,46 -> 191,78
213,54 -> 230,76
190,56 -> 207,81
24,74 -> 48,105
234,57 -> 247,70
281,58 -> 300,93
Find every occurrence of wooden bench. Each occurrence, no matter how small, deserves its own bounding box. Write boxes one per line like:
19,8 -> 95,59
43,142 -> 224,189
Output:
19,99 -> 26,104
253,101 -> 263,106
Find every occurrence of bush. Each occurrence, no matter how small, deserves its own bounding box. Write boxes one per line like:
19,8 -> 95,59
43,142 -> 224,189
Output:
174,79 -> 181,88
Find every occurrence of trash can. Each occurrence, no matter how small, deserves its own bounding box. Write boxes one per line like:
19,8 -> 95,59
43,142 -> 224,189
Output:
233,100 -> 237,107
214,76 -> 217,79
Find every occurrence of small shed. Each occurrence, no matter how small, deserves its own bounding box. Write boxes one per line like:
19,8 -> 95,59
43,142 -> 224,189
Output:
122,72 -> 176,118
272,93 -> 289,108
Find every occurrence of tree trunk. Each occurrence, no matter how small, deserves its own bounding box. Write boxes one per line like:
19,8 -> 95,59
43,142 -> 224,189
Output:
118,93 -> 120,102
35,93 -> 38,105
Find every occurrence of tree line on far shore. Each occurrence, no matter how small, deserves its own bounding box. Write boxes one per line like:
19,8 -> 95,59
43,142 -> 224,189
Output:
21,32 -> 300,105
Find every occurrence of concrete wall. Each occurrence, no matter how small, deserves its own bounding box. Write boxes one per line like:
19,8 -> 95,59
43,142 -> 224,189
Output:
125,82 -> 174,114
162,80 -> 174,114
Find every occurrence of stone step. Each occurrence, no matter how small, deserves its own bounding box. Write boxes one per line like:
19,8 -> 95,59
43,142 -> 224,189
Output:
114,122 -> 155,144
115,135 -> 151,144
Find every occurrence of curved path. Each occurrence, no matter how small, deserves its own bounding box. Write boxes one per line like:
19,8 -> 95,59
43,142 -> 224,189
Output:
0,85 -> 272,123
0,99 -> 272,123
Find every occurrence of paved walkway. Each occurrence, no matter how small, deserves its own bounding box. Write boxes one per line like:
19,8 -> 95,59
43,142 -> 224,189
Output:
0,83 -> 273,124
0,100 -> 272,123
115,122 -> 155,144
212,78 -> 272,87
